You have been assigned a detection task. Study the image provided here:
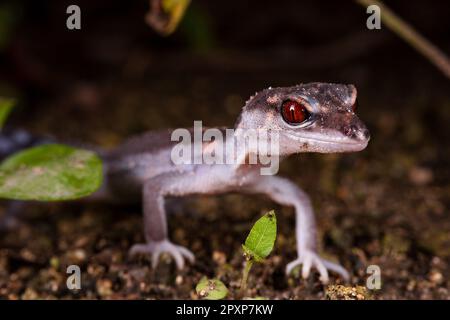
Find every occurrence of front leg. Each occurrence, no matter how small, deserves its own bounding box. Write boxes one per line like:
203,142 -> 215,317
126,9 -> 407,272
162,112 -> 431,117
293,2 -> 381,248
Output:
129,172 -> 196,270
241,173 -> 349,283
129,169 -> 230,270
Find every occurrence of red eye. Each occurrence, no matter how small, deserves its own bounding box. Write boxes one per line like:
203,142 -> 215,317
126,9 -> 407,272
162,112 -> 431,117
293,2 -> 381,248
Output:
281,100 -> 310,125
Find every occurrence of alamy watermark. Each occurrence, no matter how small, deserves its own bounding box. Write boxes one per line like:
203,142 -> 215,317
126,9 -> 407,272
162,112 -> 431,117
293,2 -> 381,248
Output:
366,4 -> 381,30
66,265 -> 81,290
66,5 -> 81,30
170,121 -> 280,175
366,265 -> 382,290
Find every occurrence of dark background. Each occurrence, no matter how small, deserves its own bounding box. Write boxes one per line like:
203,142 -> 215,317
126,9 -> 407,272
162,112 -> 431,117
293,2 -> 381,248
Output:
0,0 -> 448,299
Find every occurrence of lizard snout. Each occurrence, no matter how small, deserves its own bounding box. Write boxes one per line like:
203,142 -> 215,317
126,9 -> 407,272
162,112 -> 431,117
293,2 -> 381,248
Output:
345,123 -> 370,142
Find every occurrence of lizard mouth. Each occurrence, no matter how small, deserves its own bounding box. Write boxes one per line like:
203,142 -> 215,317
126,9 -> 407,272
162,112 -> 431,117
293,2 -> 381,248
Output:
283,131 -> 369,152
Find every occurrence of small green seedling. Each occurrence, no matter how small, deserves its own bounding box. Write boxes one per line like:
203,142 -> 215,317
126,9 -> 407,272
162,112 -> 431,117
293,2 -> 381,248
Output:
0,144 -> 103,201
0,98 -> 15,129
195,210 -> 277,299
241,210 -> 277,292
195,276 -> 228,300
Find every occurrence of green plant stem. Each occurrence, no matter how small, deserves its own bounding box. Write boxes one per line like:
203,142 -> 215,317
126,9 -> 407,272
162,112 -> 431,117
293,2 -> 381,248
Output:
240,259 -> 253,293
356,0 -> 450,79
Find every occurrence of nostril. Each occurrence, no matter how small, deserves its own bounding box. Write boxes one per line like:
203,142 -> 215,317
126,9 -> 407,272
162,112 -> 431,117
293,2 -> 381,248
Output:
344,125 -> 358,138
345,125 -> 370,141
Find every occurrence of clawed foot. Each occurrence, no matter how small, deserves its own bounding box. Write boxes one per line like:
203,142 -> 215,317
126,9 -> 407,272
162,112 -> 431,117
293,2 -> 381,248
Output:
286,250 -> 349,284
129,240 -> 195,270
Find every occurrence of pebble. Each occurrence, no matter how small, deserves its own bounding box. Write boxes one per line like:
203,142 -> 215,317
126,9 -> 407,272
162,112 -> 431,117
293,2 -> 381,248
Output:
212,251 -> 226,265
429,270 -> 443,284
96,279 -> 113,297
175,275 -> 183,285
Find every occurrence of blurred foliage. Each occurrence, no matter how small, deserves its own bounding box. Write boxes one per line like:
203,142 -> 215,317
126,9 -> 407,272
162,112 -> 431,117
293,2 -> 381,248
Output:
0,2 -> 20,51
146,0 -> 191,36
179,3 -> 215,52
0,144 -> 103,201
146,0 -> 215,51
0,99 -> 103,202
161,0 -> 191,35
0,98 -> 15,128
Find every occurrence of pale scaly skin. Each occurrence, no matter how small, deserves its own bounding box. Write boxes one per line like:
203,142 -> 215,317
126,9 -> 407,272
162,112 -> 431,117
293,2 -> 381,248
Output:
98,83 -> 370,284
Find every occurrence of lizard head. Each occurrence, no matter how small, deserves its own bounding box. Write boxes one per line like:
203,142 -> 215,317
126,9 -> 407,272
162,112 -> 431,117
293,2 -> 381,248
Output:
235,83 -> 370,155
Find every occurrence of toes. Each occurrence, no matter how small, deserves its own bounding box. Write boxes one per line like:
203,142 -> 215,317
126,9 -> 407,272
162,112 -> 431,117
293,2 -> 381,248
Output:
285,259 -> 300,275
301,255 -> 312,279
313,257 -> 329,284
168,247 -> 184,270
128,242 -> 195,270
286,252 -> 349,284
322,259 -> 350,281
129,244 -> 146,257
300,253 -> 330,284
177,246 -> 195,263
151,249 -> 161,269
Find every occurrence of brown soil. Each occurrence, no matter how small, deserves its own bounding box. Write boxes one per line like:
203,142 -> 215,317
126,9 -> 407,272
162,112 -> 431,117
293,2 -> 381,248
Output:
0,0 -> 449,300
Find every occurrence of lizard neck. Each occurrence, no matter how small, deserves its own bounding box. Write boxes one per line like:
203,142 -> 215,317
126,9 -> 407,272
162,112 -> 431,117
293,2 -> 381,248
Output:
223,127 -> 282,173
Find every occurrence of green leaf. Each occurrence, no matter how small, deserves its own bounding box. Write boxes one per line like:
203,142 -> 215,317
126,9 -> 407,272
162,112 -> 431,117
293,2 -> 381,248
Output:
242,210 -> 277,262
195,277 -> 228,300
0,98 -> 15,129
0,144 -> 103,201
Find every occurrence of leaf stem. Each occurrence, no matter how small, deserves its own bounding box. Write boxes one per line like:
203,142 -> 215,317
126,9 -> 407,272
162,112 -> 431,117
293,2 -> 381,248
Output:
240,259 -> 253,293
356,0 -> 450,79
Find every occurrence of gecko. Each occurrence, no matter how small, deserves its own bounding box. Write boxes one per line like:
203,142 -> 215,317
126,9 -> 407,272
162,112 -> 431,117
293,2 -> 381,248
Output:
0,83 -> 370,284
